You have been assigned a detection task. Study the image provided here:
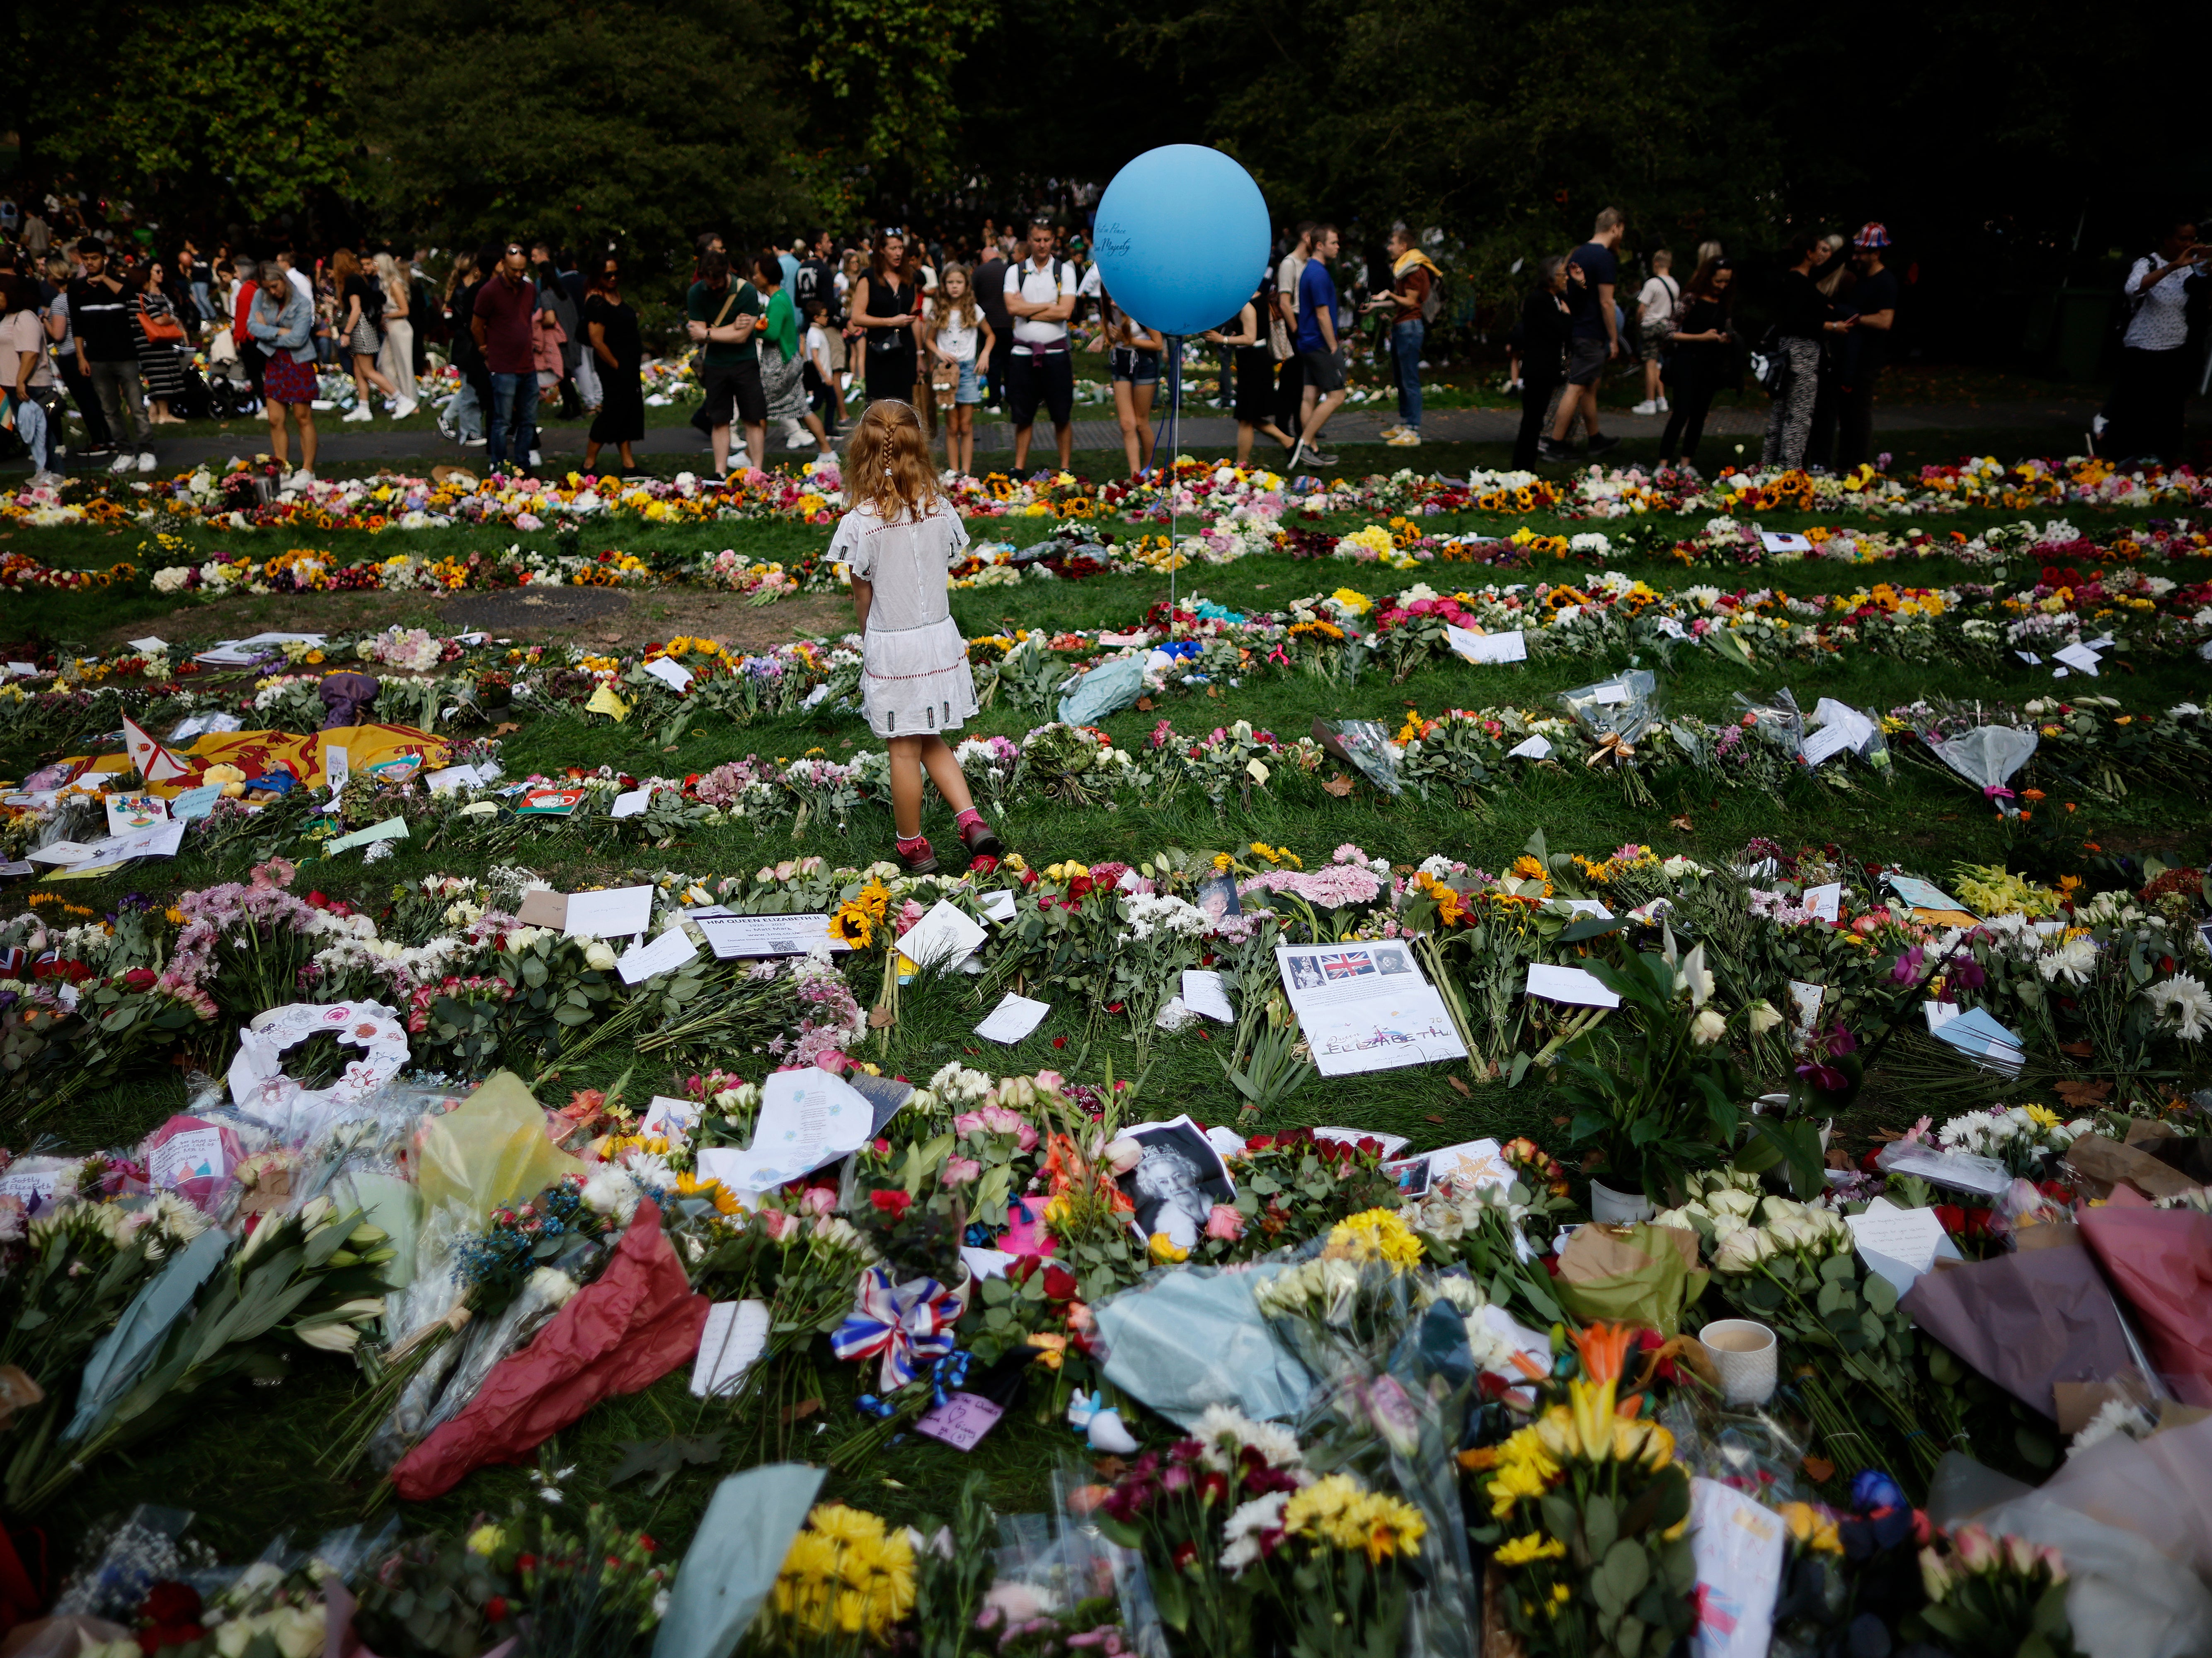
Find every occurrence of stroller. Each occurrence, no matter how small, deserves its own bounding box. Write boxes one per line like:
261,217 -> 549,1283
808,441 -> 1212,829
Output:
203,329 -> 260,420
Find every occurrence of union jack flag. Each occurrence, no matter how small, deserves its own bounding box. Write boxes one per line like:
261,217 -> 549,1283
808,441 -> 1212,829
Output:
1324,952 -> 1375,980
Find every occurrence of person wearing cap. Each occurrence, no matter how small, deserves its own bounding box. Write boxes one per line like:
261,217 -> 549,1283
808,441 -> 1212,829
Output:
1837,223 -> 1898,472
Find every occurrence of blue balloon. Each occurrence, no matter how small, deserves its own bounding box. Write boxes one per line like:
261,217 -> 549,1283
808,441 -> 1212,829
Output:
1091,145 -> 1271,338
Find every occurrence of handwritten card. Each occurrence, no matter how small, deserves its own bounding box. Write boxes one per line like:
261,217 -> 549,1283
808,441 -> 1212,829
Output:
1445,625 -> 1528,665
913,1391 -> 1005,1452
897,899 -> 987,972
1803,883 -> 1841,923
1180,969 -> 1236,1022
975,992 -> 1051,1044
618,927 -> 699,985
689,1299 -> 772,1399
1526,964 -> 1620,1008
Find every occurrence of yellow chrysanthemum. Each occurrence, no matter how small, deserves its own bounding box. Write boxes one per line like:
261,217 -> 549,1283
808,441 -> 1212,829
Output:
1323,1207 -> 1425,1269
1494,1531 -> 1568,1568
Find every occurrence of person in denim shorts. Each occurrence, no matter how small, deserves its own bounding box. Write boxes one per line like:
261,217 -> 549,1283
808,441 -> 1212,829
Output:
925,264 -> 994,477
1101,287 -> 1163,477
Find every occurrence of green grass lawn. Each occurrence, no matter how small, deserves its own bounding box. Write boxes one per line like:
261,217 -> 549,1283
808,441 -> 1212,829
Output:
4,472 -> 2207,1567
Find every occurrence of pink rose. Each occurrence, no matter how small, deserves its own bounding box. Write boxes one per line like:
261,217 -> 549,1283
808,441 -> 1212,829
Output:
1204,1204 -> 1245,1242
942,1156 -> 983,1187
760,1208 -> 795,1241
1034,1070 -> 1065,1091
813,1049 -> 850,1073
799,1186 -> 836,1216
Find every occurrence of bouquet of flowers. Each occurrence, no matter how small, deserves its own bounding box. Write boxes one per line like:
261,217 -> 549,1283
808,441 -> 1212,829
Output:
1470,1324 -> 1696,1658
1909,1525 -> 2077,1658
755,1501 -> 917,1655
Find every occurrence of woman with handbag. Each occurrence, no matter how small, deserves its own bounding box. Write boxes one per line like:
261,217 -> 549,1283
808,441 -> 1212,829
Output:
374,252 -> 419,416
849,232 -> 921,412
130,260 -> 189,426
332,247 -> 407,422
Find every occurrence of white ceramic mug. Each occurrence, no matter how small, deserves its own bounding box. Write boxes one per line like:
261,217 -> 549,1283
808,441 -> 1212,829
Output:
1699,1317 -> 1779,1406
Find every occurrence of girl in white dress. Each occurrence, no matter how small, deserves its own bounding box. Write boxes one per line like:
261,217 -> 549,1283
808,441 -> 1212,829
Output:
829,400 -> 1004,875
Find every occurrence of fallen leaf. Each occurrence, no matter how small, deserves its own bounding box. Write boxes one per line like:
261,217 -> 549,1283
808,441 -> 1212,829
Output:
2054,1079 -> 2112,1109
606,1432 -> 726,1496
599,631 -> 623,643
868,1006 -> 895,1029
1136,696 -> 1154,712
1824,1148 -> 1853,1169
1670,814 -> 1694,831
493,722 -> 521,736
1446,1075 -> 1471,1097
1802,1455 -> 1835,1483
2060,1040 -> 2093,1058
1321,774 -> 1355,797
780,1398 -> 823,1426
1093,1454 -> 1130,1480
1424,1113 -> 1446,1124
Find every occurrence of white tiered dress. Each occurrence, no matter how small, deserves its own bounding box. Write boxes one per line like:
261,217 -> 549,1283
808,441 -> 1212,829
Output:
831,501 -> 980,739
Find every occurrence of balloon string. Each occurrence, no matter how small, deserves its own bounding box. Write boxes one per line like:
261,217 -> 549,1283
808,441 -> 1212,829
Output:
1167,335 -> 1180,639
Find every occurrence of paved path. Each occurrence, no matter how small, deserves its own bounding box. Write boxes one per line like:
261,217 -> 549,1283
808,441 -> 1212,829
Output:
52,395 -> 2109,475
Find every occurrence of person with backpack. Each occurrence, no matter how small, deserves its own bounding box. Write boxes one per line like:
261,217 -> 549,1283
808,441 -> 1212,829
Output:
1632,249 -> 1679,415
1001,217 -> 1078,472
1364,223 -> 1441,448
2102,218 -> 2207,465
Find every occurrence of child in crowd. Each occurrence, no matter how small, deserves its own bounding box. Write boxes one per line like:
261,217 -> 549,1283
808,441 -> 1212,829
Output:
829,399 -> 1004,875
925,264 -> 993,478
802,300 -> 841,441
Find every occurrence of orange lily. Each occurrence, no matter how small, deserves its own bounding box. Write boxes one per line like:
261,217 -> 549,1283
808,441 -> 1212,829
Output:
1573,1321 -> 1638,1385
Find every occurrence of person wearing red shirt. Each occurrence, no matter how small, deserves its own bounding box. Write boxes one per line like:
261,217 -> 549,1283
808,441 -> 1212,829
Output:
230,256 -> 266,407
472,241 -> 540,474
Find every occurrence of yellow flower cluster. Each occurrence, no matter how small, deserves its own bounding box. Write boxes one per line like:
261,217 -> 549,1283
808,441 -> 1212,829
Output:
1494,1531 -> 1568,1567
1328,586 -> 1375,615
1282,1474 -> 1427,1565
1778,1501 -> 1843,1554
773,1503 -> 916,1643
830,882 -> 892,950
1478,1423 -> 1561,1518
1324,1207 -> 1425,1269
1043,861 -> 1091,883
1248,841 -> 1303,868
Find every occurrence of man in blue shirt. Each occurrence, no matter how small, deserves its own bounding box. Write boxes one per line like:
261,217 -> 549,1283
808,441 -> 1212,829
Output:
1544,206 -> 1626,461
1291,224 -> 1345,469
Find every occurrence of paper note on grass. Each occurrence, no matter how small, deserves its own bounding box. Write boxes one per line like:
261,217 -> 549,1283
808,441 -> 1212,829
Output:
618,927 -> 698,984
2052,642 -> 2102,676
690,1299 -> 771,1399
611,788 -> 651,818
898,900 -> 987,971
1444,625 -> 1528,665
1508,734 -> 1553,760
327,816 -> 407,853
1526,964 -> 1620,1008
695,1067 -> 872,1190
975,992 -> 1050,1044
561,884 -> 655,940
1847,1197 -> 1965,1298
1180,969 -> 1236,1022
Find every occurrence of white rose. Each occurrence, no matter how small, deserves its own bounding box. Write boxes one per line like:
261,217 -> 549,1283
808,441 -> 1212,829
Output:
1711,1227 -> 1775,1274
1708,1187 -> 1759,1221
584,941 -> 618,970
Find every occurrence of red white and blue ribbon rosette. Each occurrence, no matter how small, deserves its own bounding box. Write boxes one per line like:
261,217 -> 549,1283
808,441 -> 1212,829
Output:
831,1264 -> 970,1391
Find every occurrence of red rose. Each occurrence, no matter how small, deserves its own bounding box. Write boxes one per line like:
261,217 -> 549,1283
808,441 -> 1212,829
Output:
1068,875 -> 1095,899
869,1189 -> 913,1221
140,1583 -> 202,1626
122,967 -> 158,991
1042,1265 -> 1078,1302
485,1597 -> 510,1623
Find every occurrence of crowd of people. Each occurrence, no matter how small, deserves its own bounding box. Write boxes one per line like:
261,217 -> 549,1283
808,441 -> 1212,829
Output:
0,179 -> 2202,489
1508,210 -> 1903,475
